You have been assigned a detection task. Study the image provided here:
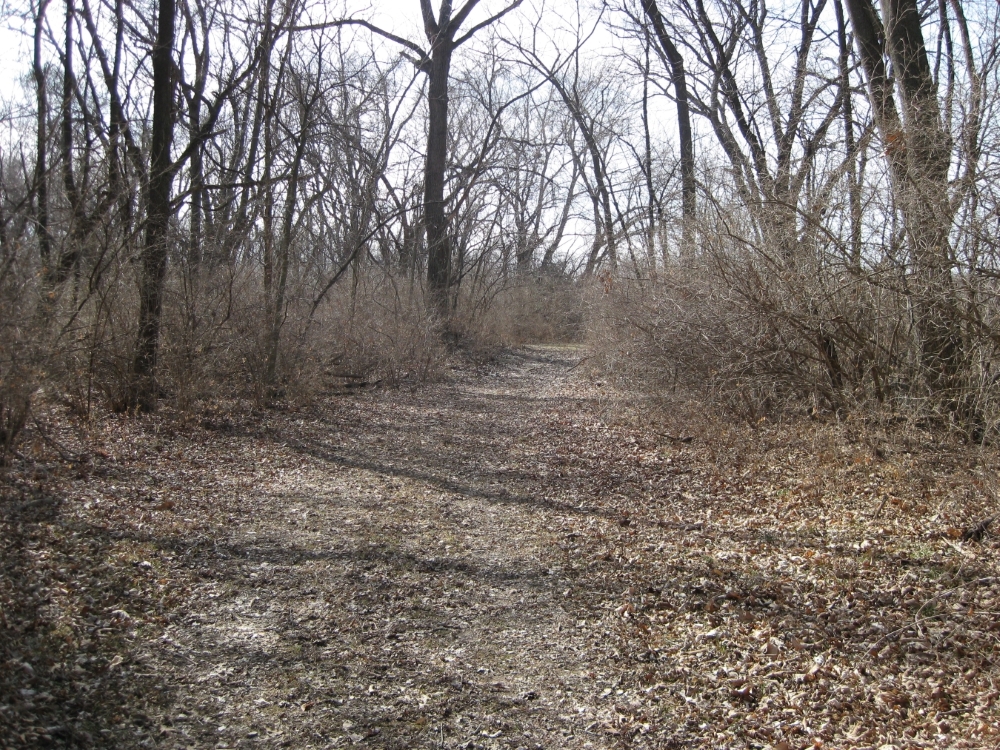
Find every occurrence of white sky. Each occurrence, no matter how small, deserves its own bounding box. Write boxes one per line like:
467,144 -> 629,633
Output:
0,0 -> 610,98
1,0 -> 31,100
0,0 -> 618,265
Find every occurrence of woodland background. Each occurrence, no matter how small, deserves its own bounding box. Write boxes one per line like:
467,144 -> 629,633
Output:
1,0 -> 999,446
3,3 -> 1000,747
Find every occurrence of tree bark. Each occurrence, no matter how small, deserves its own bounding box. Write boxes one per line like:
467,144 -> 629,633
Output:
130,0 -> 177,411
845,0 -> 961,394
641,0 -> 695,250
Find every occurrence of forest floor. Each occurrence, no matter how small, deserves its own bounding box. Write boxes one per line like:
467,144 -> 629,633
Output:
2,345 -> 1000,750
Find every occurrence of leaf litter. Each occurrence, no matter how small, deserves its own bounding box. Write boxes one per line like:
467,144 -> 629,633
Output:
1,346 -> 998,749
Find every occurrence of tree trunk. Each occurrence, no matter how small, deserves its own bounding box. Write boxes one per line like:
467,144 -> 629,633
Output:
33,0 -> 52,271
642,0 -> 696,250
187,93 -> 204,267
547,75 -> 616,274
424,40 -> 454,318
47,0 -> 85,290
264,90 -> 312,391
182,0 -> 209,269
640,37 -> 657,267
845,0 -> 961,394
80,0 -> 137,234
834,0 -> 862,270
130,0 -> 176,411
221,0 -> 276,267
417,0 -> 522,319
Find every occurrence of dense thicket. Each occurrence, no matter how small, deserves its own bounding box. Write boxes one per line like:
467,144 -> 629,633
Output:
1,0 -> 999,459
599,0 -> 1000,436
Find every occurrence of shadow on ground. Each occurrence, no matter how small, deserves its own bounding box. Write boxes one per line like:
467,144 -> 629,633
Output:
0,487 -> 167,748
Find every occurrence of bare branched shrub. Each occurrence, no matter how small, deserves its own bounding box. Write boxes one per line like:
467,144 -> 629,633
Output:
586,260 -> 805,419
591,208 -> 1000,434
0,324 -> 40,464
441,272 -> 585,363
480,273 -> 585,345
33,262 -> 451,412
307,271 -> 446,391
0,244 -> 42,462
79,276 -> 139,414
159,262 -> 262,406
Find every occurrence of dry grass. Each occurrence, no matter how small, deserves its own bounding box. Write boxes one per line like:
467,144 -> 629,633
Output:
587,251 -> 1000,438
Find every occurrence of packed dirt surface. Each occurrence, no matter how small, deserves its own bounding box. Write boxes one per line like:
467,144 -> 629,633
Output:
2,346 -> 1000,749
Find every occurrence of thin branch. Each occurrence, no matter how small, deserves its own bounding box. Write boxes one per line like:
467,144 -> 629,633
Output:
455,0 -> 523,47
287,18 -> 428,60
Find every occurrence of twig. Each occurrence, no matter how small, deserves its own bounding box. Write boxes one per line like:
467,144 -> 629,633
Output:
870,494 -> 890,519
658,432 -> 694,443
30,414 -> 87,463
961,513 -> 998,542
870,577 -> 996,652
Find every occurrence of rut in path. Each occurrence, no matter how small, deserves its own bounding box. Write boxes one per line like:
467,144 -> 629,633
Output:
143,346 -> 631,749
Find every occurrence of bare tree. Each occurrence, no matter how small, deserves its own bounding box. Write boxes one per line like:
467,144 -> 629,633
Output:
844,0 -> 974,397
638,0 -> 696,245
305,0 -> 524,318
129,0 -> 177,411
513,10 -> 630,275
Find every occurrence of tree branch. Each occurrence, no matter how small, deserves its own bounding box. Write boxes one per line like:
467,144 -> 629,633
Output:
449,0 -> 480,35
288,18 -> 428,61
454,0 -> 523,47
420,0 -> 439,38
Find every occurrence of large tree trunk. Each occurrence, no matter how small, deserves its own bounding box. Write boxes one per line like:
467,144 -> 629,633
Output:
641,0 -> 696,251
424,40 -> 454,318
323,0 -> 521,320
845,0 -> 961,395
417,0 -> 522,319
130,0 -> 177,411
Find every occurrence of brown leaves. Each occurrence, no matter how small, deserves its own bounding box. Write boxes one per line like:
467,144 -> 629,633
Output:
3,348 -> 1000,749
528,376 -> 1000,747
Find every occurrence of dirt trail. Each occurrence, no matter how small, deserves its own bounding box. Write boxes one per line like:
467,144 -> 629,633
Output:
141,346 -> 624,749
7,345 -> 1000,750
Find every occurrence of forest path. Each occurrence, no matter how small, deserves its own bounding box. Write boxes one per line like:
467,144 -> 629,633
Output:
6,345 -> 1000,749
144,346 -> 630,750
